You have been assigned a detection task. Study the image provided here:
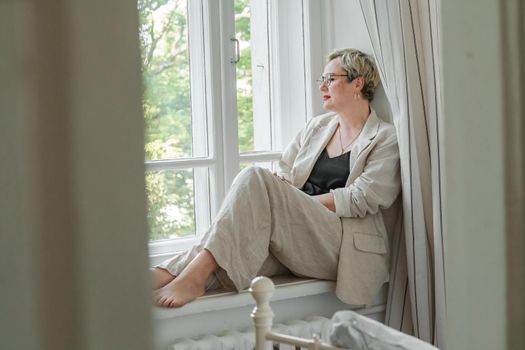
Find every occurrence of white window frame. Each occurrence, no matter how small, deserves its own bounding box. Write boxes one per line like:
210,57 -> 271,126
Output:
148,0 -> 322,265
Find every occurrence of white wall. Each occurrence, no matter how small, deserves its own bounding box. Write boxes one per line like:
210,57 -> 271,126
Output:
321,0 -> 392,122
442,0 -> 524,349
323,0 -> 373,54
0,1 -> 152,349
0,3 -> 39,348
441,1 -> 507,348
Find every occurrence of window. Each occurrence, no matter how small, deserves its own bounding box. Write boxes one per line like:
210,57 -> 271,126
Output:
138,0 -> 315,261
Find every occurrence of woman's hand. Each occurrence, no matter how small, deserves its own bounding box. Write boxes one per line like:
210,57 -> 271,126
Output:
312,193 -> 336,213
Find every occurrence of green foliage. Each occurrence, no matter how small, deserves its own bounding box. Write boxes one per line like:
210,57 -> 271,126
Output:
139,0 -> 254,240
139,0 -> 192,161
139,0 -> 194,240
235,0 -> 254,152
145,170 -> 195,241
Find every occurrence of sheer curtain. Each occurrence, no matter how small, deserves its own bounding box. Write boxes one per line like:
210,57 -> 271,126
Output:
359,0 -> 445,347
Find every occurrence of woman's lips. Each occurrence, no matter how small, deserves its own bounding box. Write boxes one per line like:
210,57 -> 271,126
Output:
323,95 -> 331,101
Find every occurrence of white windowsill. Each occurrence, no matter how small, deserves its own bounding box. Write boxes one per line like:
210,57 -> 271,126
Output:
153,276 -> 330,319
153,276 -> 386,320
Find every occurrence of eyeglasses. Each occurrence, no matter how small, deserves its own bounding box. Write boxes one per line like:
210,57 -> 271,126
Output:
316,73 -> 350,87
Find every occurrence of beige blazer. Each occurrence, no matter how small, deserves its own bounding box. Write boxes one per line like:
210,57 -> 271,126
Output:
277,109 -> 401,306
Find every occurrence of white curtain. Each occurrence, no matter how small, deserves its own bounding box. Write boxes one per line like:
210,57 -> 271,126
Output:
359,0 -> 446,347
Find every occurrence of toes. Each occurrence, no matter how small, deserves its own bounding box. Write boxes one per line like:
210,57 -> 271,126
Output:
168,299 -> 181,308
153,292 -> 167,306
162,297 -> 174,308
159,296 -> 169,307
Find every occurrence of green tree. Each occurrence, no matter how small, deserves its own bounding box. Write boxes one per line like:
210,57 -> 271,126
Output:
139,0 -> 194,240
139,0 -> 254,240
235,0 -> 254,152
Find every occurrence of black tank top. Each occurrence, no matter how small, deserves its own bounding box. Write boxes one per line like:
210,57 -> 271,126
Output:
301,148 -> 351,196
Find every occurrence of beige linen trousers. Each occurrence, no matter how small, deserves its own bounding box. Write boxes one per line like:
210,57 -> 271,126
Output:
158,165 -> 343,291
158,109 -> 401,306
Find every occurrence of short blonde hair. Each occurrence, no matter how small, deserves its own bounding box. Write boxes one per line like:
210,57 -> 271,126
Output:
327,48 -> 380,101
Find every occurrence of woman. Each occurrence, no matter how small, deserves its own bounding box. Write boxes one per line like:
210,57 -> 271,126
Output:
152,48 -> 401,308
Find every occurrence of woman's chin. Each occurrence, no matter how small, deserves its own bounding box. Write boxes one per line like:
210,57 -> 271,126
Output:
323,102 -> 335,111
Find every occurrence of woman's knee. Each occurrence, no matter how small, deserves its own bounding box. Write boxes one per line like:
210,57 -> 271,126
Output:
234,166 -> 271,184
241,165 -> 268,176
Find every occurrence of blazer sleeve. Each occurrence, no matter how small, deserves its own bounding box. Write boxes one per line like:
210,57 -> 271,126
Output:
330,131 -> 401,218
276,118 -> 314,182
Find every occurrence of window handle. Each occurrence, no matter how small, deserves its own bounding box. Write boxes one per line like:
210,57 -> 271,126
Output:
231,36 -> 240,64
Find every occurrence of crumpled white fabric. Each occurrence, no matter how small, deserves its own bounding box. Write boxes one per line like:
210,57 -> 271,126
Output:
329,311 -> 439,350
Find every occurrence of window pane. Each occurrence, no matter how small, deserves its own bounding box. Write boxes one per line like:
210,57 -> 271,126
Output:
139,0 -> 206,160
145,169 -> 195,241
236,0 -> 273,154
235,0 -> 254,153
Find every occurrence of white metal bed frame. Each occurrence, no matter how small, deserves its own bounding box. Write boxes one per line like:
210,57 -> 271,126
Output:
250,276 -> 347,350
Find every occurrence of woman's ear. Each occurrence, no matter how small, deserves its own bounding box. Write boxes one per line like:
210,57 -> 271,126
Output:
354,76 -> 365,91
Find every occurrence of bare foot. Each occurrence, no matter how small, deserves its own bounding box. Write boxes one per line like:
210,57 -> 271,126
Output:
152,249 -> 218,308
153,276 -> 206,308
151,267 -> 176,290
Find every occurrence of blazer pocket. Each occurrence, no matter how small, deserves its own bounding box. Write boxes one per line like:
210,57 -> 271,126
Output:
353,233 -> 387,254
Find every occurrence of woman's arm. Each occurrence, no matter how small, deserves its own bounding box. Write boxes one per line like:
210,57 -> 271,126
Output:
331,130 -> 401,218
312,193 -> 336,212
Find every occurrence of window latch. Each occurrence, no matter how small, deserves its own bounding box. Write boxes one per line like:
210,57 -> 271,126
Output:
230,36 -> 240,64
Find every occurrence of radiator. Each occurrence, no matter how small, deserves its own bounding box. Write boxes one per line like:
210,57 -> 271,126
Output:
171,316 -> 331,350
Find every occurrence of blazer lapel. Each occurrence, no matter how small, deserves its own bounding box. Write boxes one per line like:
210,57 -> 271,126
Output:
293,117 -> 339,188
349,108 -> 381,171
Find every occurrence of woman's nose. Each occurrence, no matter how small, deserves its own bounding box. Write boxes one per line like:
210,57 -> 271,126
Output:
319,82 -> 327,92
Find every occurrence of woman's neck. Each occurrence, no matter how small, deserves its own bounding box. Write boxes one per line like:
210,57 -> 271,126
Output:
337,101 -> 370,130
